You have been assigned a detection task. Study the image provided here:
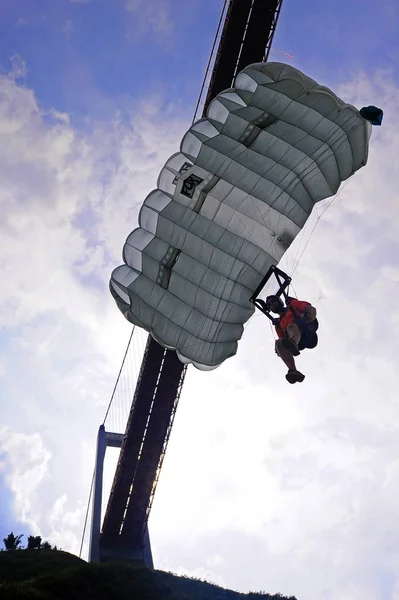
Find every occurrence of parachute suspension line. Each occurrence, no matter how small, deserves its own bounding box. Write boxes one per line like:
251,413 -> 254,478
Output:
241,130 -> 354,277
290,180 -> 351,278
192,0 -> 229,124
125,334 -> 135,429
248,194 -> 286,255
290,211 -> 328,278
288,283 -> 299,299
223,201 -> 284,267
268,317 -> 277,341
79,466 -> 95,559
103,326 -> 135,425
288,197 -> 324,276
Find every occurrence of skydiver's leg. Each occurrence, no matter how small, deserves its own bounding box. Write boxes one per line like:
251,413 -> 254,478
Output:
275,323 -> 303,364
286,323 -> 301,345
275,339 -> 296,370
275,339 -> 305,384
280,323 -> 302,356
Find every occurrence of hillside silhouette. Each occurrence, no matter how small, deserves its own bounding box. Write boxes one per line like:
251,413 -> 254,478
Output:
0,548 -> 297,600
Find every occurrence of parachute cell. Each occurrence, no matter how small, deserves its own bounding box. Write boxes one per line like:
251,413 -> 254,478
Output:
110,62 -> 372,369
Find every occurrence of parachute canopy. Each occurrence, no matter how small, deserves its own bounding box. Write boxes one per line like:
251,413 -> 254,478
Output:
110,62 -> 372,369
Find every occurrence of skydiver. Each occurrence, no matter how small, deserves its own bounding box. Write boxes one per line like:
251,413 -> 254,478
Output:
265,295 -> 318,384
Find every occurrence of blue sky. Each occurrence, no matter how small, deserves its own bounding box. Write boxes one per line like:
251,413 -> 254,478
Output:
277,0 -> 398,80
0,0 -> 221,124
0,1 -> 399,598
3,0 -> 396,123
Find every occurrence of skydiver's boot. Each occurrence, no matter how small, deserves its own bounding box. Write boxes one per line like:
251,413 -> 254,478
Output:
281,337 -> 300,356
285,369 -> 305,384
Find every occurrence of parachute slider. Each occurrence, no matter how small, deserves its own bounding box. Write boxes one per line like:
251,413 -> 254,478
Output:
249,265 -> 291,323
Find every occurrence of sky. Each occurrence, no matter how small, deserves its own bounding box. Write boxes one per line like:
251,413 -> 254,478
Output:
0,0 -> 398,598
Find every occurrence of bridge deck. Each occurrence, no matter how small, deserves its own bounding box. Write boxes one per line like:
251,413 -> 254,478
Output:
100,0 -> 284,560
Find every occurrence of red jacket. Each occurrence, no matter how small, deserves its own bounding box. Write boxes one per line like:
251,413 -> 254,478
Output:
275,299 -> 310,338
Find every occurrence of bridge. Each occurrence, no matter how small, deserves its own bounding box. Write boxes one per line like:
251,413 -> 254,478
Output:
82,0 -> 285,566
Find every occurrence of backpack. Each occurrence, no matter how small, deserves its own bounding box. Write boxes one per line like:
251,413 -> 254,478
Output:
286,300 -> 319,351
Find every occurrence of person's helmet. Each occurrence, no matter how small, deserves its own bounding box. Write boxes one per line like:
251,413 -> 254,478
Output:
265,295 -> 284,311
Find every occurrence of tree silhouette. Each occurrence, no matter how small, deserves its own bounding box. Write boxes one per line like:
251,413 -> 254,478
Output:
27,535 -> 42,550
41,541 -> 52,550
3,532 -> 24,551
2,531 -> 61,552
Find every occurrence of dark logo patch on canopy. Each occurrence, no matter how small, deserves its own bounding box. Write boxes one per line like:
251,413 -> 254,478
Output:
181,174 -> 203,198
172,161 -> 192,184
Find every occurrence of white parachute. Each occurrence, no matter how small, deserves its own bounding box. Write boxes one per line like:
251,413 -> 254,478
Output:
110,62 -> 372,369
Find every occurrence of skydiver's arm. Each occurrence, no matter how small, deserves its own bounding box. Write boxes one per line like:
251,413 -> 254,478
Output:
302,304 -> 317,322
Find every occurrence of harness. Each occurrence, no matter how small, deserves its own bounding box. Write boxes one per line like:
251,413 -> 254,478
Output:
248,266 -> 319,351
275,301 -> 319,350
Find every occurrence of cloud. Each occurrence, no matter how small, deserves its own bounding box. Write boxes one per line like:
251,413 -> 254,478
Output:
0,65 -> 187,335
124,0 -> 173,37
8,54 -> 27,81
0,426 -> 51,533
1,51 -> 399,600
0,63 -> 188,552
0,474 -> 32,543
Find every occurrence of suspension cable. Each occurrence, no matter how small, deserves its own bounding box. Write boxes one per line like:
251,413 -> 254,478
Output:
103,326 -> 135,425
192,0 -> 229,123
79,467 -> 95,558
79,326 -> 135,558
